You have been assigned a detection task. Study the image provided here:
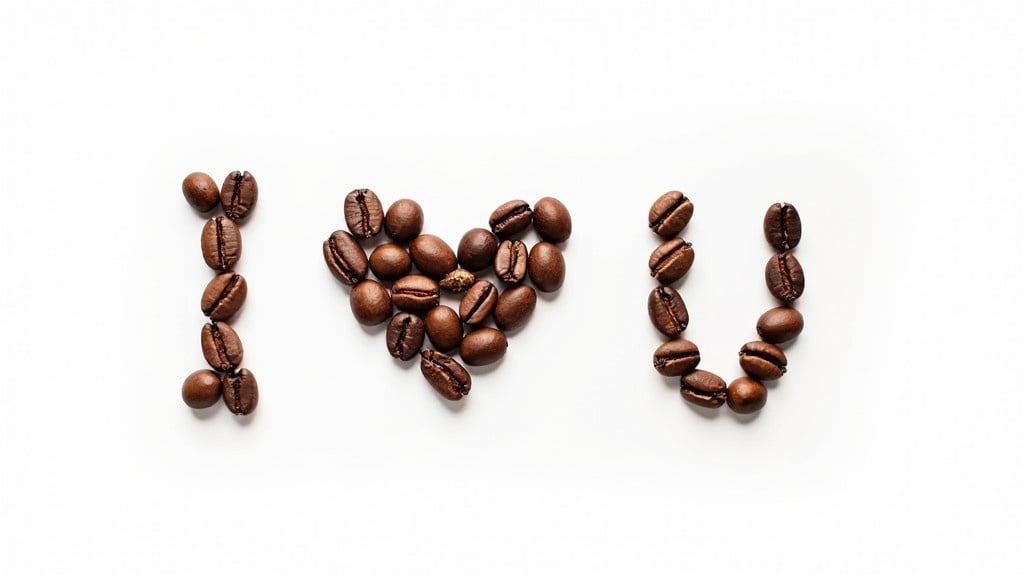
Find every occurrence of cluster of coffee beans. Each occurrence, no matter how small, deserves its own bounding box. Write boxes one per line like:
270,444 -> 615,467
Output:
180,171 -> 260,415
324,191 -> 570,400
648,192 -> 805,413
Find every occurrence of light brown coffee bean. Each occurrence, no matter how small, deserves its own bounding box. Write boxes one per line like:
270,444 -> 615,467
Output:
494,239 -> 528,284
391,274 -> 440,311
493,285 -> 536,332
649,190 -> 693,238
344,189 -> 384,239
182,172 -> 219,212
459,327 -> 508,366
727,377 -> 767,414
527,241 -> 565,292
680,370 -> 727,408
459,280 -> 498,325
649,238 -> 694,284
220,171 -> 258,222
181,369 -> 223,409
420,349 -> 471,400
201,216 -> 241,271
201,321 -> 243,372
409,234 -> 457,279
201,272 -> 247,321
349,279 -> 392,325
223,368 -> 259,415
738,341 -> 787,380
756,306 -> 804,343
424,306 -> 463,352
440,269 -> 475,292
648,286 -> 689,337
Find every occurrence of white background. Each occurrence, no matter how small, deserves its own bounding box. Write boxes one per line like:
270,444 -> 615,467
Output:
2,1 -> 1022,573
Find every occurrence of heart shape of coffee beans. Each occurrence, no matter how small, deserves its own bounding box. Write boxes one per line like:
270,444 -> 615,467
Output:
323,190 -> 571,401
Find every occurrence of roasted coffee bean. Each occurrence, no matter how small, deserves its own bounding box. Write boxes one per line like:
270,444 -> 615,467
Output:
181,369 -> 223,409
649,190 -> 694,238
409,234 -> 457,279
440,269 -> 475,292
220,171 -> 258,222
460,327 -> 508,366
727,377 -> 767,414
384,198 -> 424,242
489,199 -> 533,238
201,321 -> 243,371
386,312 -> 426,360
763,202 -> 802,252
652,339 -> 701,377
391,274 -> 440,311
424,306 -> 463,352
201,216 -> 241,271
182,172 -> 219,212
223,368 -> 259,415
649,238 -> 694,284
680,370 -> 727,408
648,286 -> 689,337
420,349 -> 471,400
344,188 -> 384,239
494,239 -> 528,284
738,341 -> 788,380
368,242 -> 411,281
527,241 -> 565,292
457,228 -> 498,272
201,272 -> 247,321
459,280 -> 498,325
765,252 -> 805,302
323,229 -> 369,286
756,306 -> 804,343
532,197 -> 572,243
493,285 -> 536,332
349,279 -> 392,325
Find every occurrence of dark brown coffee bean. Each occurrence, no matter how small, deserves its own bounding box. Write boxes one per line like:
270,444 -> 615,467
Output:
727,377 -> 767,414
323,230 -> 369,286
459,327 -> 508,366
652,339 -> 700,377
440,269 -> 475,292
349,279 -> 392,325
201,272 -> 247,321
344,189 -> 384,239
533,197 -> 572,243
220,171 -> 258,222
386,312 -> 426,361
489,199 -> 533,238
649,237 -> 694,284
527,241 -> 565,292
459,280 -> 498,325
391,274 -> 440,311
201,216 -> 241,271
648,286 -> 689,337
756,306 -> 804,343
494,239 -> 528,284
201,321 -> 243,371
409,234 -> 457,279
181,369 -> 223,409
680,370 -> 727,408
424,306 -> 463,352
223,368 -> 259,415
738,341 -> 788,380
420,349 -> 471,400
649,190 -> 693,238
763,202 -> 802,252
457,228 -> 498,272
493,285 -> 537,332
765,252 -> 805,302
384,199 -> 424,242
182,172 -> 219,212
368,242 -> 411,281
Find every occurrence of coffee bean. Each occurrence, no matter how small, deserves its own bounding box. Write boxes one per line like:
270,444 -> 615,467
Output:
182,172 -> 219,212
201,272 -> 247,321
386,312 -> 426,360
494,239 -> 528,284
201,216 -> 241,271
223,368 -> 259,415
384,198 -> 424,242
368,242 -> 411,281
424,306 -> 463,352
220,171 -> 258,222
756,306 -> 804,343
181,369 -> 223,409
459,280 -> 498,325
649,190 -> 693,238
349,279 -> 392,325
648,286 -> 689,337
652,339 -> 700,377
460,327 -> 508,366
344,188 -> 384,239
201,320 -> 243,372
323,229 -> 369,286
738,341 -> 787,380
409,234 -> 457,279
649,237 -> 694,284
765,252 -> 805,302
532,197 -> 572,243
420,349 -> 471,400
527,241 -> 565,292
440,269 -> 475,292
457,228 -> 498,272
489,199 -> 533,238
391,274 -> 440,311
493,285 -> 536,332
727,377 -> 767,414
680,370 -> 727,408
763,202 -> 802,252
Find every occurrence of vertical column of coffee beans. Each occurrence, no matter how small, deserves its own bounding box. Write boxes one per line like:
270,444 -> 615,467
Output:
181,171 -> 259,416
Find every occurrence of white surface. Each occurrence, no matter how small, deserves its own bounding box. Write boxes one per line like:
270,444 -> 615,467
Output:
2,1 -> 1023,573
